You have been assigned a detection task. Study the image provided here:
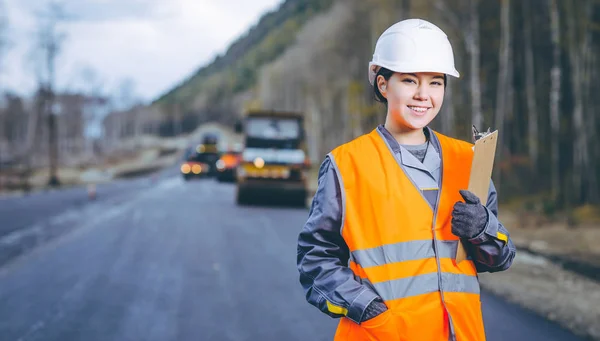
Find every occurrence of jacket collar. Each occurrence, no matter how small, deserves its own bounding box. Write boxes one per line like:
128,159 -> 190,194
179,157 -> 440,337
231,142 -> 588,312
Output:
376,125 -> 441,175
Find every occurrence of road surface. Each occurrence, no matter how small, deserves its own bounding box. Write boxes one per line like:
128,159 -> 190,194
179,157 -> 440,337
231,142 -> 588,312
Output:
0,174 -> 585,341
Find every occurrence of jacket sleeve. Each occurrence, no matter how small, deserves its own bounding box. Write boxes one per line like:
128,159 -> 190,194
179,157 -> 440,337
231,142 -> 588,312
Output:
297,156 -> 381,324
466,180 -> 517,273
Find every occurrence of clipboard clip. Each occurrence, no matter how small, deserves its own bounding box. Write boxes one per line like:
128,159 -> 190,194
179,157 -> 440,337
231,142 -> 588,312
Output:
472,125 -> 492,142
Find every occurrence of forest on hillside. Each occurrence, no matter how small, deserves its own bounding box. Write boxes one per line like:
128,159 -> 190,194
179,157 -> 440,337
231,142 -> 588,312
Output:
153,0 -> 334,121
155,0 -> 600,212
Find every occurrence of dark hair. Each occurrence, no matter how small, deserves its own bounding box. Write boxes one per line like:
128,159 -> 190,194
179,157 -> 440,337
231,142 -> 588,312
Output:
373,68 -> 448,104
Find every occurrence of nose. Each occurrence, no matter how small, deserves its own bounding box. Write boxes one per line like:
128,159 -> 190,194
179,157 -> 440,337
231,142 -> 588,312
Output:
413,84 -> 429,101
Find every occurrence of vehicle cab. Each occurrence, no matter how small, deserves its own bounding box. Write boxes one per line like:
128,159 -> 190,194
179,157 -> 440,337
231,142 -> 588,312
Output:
180,133 -> 220,180
235,110 -> 310,206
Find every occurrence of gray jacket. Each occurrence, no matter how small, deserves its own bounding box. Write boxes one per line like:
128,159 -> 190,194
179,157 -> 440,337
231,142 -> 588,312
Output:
297,125 -> 516,324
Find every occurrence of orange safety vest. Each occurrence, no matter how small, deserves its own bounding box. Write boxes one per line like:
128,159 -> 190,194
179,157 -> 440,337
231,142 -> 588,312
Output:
329,129 -> 485,341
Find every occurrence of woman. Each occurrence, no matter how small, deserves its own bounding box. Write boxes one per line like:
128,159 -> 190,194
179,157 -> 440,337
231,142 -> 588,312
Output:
297,19 -> 516,341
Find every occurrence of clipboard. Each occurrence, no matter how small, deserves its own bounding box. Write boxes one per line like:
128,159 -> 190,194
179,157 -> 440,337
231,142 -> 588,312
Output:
455,128 -> 498,263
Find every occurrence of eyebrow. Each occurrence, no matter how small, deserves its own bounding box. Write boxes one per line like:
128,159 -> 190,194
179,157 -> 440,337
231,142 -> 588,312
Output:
404,73 -> 445,80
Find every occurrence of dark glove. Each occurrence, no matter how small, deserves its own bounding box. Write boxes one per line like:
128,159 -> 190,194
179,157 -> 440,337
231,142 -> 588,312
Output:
361,298 -> 388,322
451,190 -> 488,239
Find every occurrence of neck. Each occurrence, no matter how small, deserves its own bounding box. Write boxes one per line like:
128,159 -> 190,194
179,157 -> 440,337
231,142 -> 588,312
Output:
384,120 -> 427,145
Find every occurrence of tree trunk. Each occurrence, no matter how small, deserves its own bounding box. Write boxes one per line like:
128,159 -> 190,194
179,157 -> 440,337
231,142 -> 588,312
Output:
566,0 -> 592,204
25,97 -> 40,152
47,94 -> 59,186
495,0 -> 511,165
584,43 -> 598,203
549,0 -> 561,203
442,79 -> 455,136
579,0 -> 596,203
401,0 -> 411,18
468,0 -> 482,130
523,0 -> 538,172
584,42 -> 600,204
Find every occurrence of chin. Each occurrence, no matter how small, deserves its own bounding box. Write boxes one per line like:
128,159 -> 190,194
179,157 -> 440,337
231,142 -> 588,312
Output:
391,111 -> 436,130
403,118 -> 433,130
406,113 -> 437,129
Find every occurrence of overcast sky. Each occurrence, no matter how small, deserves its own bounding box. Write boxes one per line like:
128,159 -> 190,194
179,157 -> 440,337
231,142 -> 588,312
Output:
0,0 -> 284,102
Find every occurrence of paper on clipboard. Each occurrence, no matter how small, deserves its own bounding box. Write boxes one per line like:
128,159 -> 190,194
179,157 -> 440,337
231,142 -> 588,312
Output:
455,129 -> 498,263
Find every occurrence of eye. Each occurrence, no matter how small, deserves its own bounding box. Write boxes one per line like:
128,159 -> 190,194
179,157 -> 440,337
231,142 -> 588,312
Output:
431,81 -> 444,86
402,78 -> 416,84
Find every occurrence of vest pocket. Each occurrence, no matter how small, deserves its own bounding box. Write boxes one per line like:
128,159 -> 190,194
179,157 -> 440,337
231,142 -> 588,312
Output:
361,310 -> 401,340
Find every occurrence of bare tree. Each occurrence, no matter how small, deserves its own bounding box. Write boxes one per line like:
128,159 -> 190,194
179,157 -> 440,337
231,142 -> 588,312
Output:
0,0 -> 8,87
565,0 -> 595,203
583,34 -> 599,204
79,66 -> 106,95
466,0 -> 482,130
522,0 -> 538,172
494,0 -> 512,186
548,0 -> 561,203
116,77 -> 137,111
0,0 -> 8,178
78,66 -> 108,157
434,0 -> 483,130
401,0 -> 411,19
116,77 -> 133,137
35,1 -> 68,187
494,0 -> 510,141
79,65 -> 105,118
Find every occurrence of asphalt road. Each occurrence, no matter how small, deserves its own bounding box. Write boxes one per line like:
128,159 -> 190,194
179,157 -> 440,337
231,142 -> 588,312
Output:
0,175 -> 585,341
0,176 -> 155,238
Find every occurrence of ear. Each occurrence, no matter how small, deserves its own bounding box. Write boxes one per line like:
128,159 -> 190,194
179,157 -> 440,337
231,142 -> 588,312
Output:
377,75 -> 387,98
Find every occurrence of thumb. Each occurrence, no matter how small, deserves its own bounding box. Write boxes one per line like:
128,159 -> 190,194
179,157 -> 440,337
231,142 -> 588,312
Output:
459,189 -> 480,204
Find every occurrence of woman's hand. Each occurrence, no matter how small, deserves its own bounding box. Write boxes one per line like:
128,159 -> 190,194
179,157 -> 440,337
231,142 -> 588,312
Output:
361,298 -> 388,322
451,190 -> 488,239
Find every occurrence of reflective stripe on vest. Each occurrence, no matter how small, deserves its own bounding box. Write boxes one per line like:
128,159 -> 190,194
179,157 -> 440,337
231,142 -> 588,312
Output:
330,128 -> 486,341
361,272 -> 480,302
351,239 -> 459,267
348,239 -> 480,301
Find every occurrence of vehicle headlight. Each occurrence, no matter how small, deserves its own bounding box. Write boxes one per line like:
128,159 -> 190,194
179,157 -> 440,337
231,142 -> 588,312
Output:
192,164 -> 202,174
181,164 -> 191,174
216,160 -> 225,170
253,157 -> 265,169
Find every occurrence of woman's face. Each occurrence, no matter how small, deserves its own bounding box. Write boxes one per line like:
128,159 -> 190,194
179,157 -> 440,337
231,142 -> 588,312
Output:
380,72 -> 445,131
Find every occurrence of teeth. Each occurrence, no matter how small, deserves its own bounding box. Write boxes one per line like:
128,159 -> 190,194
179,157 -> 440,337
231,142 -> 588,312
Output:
408,106 -> 428,112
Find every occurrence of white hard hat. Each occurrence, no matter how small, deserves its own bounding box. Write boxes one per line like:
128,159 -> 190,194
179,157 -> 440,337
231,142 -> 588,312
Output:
368,19 -> 460,85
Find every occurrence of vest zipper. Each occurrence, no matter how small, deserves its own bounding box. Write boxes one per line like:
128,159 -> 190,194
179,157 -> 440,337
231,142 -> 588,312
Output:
376,127 -> 457,340
432,140 -> 457,341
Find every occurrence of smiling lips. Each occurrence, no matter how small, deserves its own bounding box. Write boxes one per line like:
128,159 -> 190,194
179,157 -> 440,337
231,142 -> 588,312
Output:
407,105 -> 431,115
